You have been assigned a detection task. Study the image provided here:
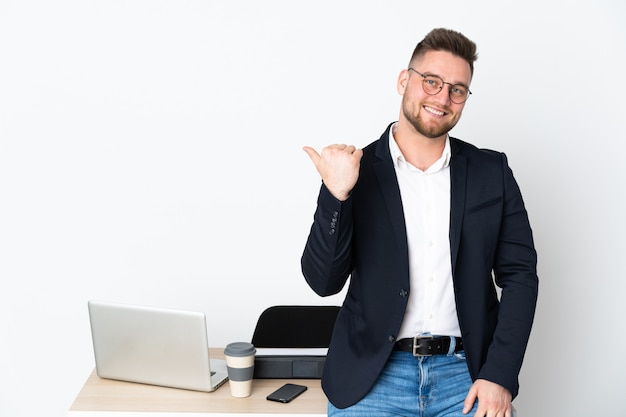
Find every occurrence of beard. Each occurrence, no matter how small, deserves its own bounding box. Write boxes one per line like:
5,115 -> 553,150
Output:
401,96 -> 460,139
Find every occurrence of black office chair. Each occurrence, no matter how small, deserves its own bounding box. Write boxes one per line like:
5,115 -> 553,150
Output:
251,305 -> 340,348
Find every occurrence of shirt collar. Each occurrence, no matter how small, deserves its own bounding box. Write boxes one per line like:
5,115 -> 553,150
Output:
389,122 -> 451,173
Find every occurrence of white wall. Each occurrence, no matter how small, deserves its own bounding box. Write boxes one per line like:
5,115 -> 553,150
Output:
1,1 -> 624,416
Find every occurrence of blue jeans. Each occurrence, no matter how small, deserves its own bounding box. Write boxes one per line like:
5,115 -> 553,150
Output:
328,349 -> 477,417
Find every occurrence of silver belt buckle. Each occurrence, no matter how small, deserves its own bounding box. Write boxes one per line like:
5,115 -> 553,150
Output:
412,335 -> 433,357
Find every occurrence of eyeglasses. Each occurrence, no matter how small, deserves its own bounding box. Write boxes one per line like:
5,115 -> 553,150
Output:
408,68 -> 472,104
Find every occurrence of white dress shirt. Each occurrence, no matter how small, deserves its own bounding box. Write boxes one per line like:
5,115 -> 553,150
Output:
389,125 -> 462,339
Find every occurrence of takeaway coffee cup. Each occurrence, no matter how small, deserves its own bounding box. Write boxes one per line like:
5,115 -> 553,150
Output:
223,342 -> 256,397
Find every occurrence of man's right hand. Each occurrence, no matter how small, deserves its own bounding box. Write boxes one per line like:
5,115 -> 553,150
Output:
303,144 -> 363,202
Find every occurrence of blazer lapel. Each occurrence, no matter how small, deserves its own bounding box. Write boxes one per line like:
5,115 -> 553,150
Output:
373,131 -> 409,262
449,139 -> 467,273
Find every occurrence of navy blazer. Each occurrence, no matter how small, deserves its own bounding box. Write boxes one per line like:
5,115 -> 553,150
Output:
301,123 -> 538,409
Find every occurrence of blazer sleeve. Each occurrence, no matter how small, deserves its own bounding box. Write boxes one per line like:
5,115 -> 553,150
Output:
301,183 -> 354,297
476,153 -> 539,397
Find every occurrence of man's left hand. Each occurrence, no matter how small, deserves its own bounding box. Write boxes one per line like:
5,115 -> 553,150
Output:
462,379 -> 513,417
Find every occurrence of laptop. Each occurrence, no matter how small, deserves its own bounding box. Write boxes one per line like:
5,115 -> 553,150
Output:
87,300 -> 228,392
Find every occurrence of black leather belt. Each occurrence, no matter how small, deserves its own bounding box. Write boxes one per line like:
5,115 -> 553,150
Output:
394,336 -> 463,356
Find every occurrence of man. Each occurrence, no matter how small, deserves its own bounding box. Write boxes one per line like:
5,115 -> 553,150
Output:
301,28 -> 538,417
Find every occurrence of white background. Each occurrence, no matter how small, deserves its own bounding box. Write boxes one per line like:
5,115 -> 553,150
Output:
1,1 -> 625,416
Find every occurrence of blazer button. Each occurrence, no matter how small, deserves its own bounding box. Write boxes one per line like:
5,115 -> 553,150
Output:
388,335 -> 396,343
399,289 -> 408,298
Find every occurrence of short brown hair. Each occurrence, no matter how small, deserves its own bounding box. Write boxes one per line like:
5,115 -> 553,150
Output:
409,28 -> 478,75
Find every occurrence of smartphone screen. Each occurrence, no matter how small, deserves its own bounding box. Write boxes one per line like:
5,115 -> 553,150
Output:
266,383 -> 308,403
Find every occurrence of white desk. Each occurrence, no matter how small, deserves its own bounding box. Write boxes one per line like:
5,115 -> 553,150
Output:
68,349 -> 327,416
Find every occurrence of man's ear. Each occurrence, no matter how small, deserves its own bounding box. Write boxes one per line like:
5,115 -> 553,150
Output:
397,69 -> 409,95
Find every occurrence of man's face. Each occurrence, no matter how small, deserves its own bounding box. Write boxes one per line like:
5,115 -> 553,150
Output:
397,50 -> 472,139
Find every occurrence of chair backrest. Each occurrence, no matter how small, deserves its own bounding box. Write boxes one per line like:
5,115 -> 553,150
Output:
251,305 -> 340,348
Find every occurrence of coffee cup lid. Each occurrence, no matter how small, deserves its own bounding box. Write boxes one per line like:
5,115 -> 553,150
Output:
224,342 -> 256,357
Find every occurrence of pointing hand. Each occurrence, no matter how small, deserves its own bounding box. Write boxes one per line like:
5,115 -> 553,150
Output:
303,144 -> 363,201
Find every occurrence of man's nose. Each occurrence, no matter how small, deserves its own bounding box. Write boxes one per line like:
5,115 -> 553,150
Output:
431,86 -> 452,105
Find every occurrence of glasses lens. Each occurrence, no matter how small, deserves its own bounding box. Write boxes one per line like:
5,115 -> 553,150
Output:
449,85 -> 469,103
422,76 -> 443,95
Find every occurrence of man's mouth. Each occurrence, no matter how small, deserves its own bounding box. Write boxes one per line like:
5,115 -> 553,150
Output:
424,105 -> 445,116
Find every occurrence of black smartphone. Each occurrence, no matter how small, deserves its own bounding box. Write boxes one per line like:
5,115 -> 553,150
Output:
266,383 -> 308,403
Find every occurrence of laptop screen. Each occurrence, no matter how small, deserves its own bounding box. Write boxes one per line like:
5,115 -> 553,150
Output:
87,300 -> 227,392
